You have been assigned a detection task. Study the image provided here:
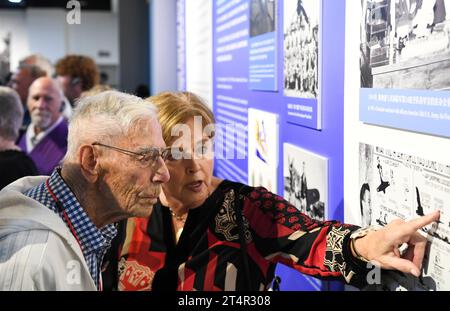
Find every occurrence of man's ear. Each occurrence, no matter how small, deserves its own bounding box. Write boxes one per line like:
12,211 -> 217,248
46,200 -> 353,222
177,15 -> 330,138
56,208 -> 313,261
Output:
72,77 -> 83,92
79,145 -> 100,183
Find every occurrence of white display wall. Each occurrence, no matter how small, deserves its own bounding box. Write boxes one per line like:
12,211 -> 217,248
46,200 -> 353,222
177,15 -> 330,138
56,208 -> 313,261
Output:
185,0 -> 213,108
344,1 -> 450,291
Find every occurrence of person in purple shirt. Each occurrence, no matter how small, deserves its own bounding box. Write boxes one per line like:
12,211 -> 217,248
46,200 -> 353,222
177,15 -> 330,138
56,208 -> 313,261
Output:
18,77 -> 68,175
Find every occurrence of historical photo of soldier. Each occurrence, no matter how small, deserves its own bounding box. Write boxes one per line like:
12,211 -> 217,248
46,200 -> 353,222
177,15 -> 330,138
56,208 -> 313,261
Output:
283,143 -> 327,221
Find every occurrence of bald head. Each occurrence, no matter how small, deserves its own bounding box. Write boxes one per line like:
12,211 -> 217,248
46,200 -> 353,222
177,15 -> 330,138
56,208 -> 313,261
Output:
27,77 -> 63,133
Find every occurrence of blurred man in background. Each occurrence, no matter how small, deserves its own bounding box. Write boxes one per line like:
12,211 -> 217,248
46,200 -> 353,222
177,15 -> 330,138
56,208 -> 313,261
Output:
8,64 -> 46,131
17,77 -> 68,175
55,55 -> 99,107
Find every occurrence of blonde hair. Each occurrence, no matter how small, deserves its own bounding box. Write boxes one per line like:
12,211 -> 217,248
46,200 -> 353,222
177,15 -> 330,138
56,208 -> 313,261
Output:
147,92 -> 215,144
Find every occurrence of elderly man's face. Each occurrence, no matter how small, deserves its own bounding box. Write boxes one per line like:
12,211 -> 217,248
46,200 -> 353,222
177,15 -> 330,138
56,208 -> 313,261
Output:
27,78 -> 62,132
98,118 -> 170,218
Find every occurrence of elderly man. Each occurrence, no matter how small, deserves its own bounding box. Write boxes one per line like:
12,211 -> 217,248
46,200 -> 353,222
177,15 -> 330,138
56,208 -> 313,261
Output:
0,90 -> 170,290
17,77 -> 68,175
8,64 -> 46,130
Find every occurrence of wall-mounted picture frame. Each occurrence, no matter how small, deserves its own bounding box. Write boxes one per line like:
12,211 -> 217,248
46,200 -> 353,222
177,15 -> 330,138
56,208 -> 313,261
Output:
283,143 -> 328,221
248,108 -> 279,193
249,0 -> 278,91
284,0 -> 322,129
359,0 -> 450,138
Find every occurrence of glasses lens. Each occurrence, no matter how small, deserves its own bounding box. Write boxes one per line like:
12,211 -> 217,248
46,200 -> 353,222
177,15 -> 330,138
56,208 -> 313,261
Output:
135,153 -> 150,167
139,148 -> 170,167
161,148 -> 171,161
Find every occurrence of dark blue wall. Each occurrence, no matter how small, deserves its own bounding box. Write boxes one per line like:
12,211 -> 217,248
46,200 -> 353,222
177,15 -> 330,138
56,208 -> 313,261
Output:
212,0 -> 346,290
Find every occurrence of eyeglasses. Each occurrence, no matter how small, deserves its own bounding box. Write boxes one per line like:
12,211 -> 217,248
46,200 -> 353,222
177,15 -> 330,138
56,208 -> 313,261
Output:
166,140 -> 214,161
92,142 -> 171,168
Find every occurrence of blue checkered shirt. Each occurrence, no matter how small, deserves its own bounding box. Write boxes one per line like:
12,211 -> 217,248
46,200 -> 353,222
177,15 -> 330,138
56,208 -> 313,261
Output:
25,170 -> 117,290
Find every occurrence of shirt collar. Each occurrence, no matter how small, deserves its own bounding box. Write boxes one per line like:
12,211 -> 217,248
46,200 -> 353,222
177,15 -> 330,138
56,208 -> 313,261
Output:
47,169 -> 117,254
26,116 -> 64,152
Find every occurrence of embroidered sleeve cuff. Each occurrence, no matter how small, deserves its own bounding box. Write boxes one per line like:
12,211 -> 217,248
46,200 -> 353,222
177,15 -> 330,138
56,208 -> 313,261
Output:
341,227 -> 375,288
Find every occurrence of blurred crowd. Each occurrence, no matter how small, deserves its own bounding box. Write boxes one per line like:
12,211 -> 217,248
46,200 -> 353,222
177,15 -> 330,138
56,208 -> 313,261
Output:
0,53 -> 149,189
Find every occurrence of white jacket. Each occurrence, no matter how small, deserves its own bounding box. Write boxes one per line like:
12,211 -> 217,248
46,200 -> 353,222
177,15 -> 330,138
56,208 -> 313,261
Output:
0,176 -> 97,291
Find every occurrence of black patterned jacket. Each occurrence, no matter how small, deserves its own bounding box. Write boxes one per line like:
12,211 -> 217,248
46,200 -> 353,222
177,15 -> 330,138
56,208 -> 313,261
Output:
117,180 -> 370,291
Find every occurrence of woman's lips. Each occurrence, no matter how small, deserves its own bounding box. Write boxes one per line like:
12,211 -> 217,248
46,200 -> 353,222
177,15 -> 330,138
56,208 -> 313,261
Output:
186,181 -> 204,193
139,195 -> 158,203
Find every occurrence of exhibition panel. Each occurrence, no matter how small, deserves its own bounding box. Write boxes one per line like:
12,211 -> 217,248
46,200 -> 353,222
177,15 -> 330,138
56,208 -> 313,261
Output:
177,0 -> 345,290
177,0 -> 449,291
345,0 -> 450,291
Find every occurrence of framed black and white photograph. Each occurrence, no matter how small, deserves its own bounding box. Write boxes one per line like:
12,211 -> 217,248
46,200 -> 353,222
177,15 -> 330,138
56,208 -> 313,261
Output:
358,143 -> 374,227
250,0 -> 276,38
283,0 -> 321,99
359,0 -> 450,137
360,0 -> 450,90
283,143 -> 328,221
357,142 -> 450,290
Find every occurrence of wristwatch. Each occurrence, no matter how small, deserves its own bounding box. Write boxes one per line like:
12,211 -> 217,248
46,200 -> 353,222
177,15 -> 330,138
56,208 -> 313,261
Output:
349,226 -> 379,262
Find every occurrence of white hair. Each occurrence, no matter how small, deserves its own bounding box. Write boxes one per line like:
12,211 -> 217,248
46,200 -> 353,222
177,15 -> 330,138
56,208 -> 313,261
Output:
0,86 -> 23,141
64,90 -> 157,162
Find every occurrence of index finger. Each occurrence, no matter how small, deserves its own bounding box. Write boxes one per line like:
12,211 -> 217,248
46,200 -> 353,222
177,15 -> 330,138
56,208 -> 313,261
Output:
407,210 -> 440,231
